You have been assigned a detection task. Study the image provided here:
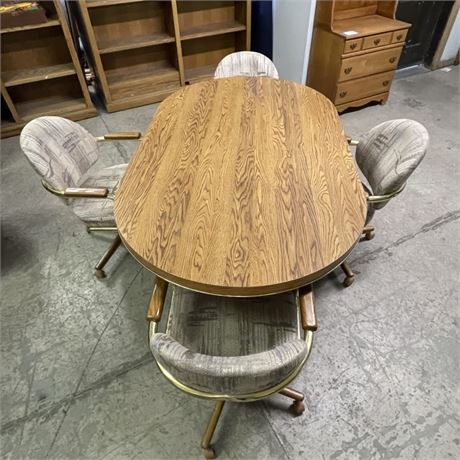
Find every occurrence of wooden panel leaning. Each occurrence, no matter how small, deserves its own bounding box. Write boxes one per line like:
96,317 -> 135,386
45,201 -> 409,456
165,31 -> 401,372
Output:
307,0 -> 411,112
74,0 -> 251,112
0,0 -> 96,139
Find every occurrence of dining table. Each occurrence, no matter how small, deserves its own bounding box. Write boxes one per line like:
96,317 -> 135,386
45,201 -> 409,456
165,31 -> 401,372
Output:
114,76 -> 367,301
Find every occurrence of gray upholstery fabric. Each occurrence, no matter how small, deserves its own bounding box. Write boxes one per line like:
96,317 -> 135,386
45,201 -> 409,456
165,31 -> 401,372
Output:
20,116 -> 128,226
20,116 -> 98,189
356,119 -> 429,210
69,164 -> 127,225
150,288 -> 308,395
214,51 -> 279,79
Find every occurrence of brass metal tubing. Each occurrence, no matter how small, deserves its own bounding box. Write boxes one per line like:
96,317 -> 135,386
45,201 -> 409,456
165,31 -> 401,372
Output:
87,226 -> 118,232
341,261 -> 354,278
279,387 -> 304,402
367,183 -> 406,203
201,401 -> 225,449
95,234 -> 122,271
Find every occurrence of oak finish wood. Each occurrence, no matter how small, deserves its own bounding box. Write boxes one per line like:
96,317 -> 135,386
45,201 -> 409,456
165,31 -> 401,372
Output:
299,285 -> 316,331
115,77 -> 367,296
76,0 -> 251,112
307,0 -> 410,112
146,277 -> 169,321
0,0 -> 96,138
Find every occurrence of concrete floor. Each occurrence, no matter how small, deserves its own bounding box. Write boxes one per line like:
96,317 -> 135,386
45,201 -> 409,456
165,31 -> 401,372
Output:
1,67 -> 459,460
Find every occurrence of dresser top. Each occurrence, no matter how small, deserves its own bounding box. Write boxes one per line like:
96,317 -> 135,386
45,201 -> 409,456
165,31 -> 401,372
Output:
334,15 -> 410,38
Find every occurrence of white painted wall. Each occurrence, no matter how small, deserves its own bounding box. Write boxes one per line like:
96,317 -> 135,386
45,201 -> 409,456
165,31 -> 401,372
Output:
441,9 -> 460,61
272,0 -> 317,83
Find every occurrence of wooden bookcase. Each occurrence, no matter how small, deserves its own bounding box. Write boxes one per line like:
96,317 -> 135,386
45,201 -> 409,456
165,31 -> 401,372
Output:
76,0 -> 251,112
1,0 -> 96,138
308,0 -> 411,112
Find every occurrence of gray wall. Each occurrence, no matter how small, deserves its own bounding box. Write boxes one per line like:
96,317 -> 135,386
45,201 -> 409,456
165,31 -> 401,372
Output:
272,0 -> 317,83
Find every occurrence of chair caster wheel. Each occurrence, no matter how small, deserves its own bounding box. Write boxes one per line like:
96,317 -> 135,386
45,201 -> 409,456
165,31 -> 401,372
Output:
291,400 -> 305,416
95,269 -> 106,279
343,276 -> 354,287
202,447 -> 216,459
364,230 -> 375,240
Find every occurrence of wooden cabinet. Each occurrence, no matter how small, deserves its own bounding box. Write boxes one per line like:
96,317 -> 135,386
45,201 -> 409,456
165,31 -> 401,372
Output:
307,0 -> 411,112
76,0 -> 251,112
0,0 -> 96,138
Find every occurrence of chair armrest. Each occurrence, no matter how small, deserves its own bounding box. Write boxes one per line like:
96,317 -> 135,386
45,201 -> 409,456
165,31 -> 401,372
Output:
346,137 -> 359,146
41,180 -> 108,198
63,187 -> 109,198
146,277 -> 169,322
299,285 -> 317,331
96,131 -> 142,141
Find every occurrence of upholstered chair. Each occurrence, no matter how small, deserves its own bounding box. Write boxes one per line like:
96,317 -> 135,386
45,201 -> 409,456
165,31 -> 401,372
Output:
340,119 -> 429,286
147,278 -> 316,459
20,116 -> 141,278
214,51 -> 279,79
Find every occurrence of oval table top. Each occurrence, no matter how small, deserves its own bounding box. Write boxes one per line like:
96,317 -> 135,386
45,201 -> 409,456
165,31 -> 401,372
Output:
114,77 -> 367,296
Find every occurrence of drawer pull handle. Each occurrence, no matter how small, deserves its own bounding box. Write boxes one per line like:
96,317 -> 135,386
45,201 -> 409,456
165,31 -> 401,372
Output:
397,34 -> 403,40
350,43 -> 357,50
382,80 -> 389,87
374,38 -> 381,45
389,57 -> 397,64
339,91 -> 347,98
344,67 -> 352,74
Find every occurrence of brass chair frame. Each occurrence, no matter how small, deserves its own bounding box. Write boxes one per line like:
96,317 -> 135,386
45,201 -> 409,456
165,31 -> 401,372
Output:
41,131 -> 141,278
147,278 -> 317,459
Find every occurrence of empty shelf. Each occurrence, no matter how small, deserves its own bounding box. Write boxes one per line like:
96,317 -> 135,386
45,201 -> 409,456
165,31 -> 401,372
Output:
15,96 -> 87,121
181,21 -> 246,41
184,65 -> 217,84
2,63 -> 76,87
97,32 -> 176,54
1,18 -> 60,34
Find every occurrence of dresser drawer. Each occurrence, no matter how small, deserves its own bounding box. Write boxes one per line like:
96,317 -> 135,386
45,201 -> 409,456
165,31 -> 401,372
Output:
362,32 -> 392,50
339,46 -> 402,82
343,38 -> 363,54
334,71 -> 394,104
392,29 -> 408,44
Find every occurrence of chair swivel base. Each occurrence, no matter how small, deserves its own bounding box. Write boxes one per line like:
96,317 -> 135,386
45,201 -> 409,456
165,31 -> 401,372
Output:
94,234 -> 122,278
200,387 -> 305,459
340,261 -> 355,287
363,225 -> 375,240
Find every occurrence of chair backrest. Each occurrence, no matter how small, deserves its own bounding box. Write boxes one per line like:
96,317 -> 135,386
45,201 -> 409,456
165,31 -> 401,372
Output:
20,116 -> 98,190
214,51 -> 279,79
356,119 -> 429,210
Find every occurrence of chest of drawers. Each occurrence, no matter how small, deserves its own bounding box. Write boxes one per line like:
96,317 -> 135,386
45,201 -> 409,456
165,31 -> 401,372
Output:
307,1 -> 410,112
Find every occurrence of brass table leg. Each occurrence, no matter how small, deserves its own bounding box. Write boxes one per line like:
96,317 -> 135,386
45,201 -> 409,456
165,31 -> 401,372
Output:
279,387 -> 305,415
201,400 -> 225,459
340,261 -> 355,287
95,234 -> 122,279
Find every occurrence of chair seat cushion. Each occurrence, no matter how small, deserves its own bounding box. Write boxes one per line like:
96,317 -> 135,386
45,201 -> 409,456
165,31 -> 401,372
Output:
69,164 -> 127,225
150,288 -> 309,395
151,333 -> 308,395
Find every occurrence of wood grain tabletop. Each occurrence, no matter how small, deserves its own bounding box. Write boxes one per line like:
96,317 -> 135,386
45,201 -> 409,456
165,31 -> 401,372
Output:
114,77 -> 367,296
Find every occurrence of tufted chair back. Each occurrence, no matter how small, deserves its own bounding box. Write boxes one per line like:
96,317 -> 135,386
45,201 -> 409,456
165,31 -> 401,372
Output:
356,119 -> 429,210
214,51 -> 279,79
20,116 -> 99,190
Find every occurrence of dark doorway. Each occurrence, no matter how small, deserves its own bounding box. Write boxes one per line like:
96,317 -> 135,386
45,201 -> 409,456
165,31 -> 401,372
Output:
396,0 -> 454,68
